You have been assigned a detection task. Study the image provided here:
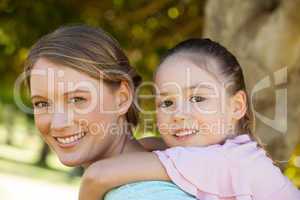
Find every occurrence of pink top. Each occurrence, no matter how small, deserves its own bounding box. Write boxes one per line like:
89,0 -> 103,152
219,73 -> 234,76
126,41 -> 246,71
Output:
154,134 -> 300,200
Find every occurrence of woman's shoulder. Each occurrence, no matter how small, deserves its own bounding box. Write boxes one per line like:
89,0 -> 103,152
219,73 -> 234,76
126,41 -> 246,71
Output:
104,181 -> 195,200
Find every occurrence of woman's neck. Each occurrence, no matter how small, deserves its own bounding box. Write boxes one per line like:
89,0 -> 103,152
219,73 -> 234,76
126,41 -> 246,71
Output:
122,134 -> 145,154
82,119 -> 145,169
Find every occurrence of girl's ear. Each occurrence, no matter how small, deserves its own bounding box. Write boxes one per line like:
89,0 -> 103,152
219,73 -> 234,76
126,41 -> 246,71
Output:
116,81 -> 133,115
230,90 -> 247,120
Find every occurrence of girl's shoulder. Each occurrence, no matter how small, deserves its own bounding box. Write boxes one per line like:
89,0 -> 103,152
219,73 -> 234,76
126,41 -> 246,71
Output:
159,134 -> 268,165
222,134 -> 269,165
154,135 -> 300,199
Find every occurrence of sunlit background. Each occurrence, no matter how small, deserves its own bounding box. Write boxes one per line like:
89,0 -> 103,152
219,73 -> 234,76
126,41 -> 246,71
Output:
0,0 -> 299,199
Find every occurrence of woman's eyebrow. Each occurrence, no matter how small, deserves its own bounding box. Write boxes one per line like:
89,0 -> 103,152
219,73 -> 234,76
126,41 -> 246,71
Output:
63,89 -> 91,96
31,89 -> 91,101
31,95 -> 46,100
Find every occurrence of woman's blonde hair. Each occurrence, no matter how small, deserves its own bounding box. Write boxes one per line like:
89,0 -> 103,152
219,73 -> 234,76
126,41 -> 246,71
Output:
24,25 -> 142,126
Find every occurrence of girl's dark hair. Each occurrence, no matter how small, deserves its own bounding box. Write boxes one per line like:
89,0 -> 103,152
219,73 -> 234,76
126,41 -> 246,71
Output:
25,25 -> 142,126
158,38 -> 264,148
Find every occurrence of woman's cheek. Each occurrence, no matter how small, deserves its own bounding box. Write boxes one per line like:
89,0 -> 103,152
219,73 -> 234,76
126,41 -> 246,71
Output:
34,114 -> 51,137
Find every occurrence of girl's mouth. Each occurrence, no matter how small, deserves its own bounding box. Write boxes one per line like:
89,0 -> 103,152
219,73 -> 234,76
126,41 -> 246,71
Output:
54,132 -> 87,148
173,129 -> 199,141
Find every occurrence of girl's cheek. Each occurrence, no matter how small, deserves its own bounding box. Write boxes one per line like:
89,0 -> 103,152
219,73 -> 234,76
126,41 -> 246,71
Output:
157,123 -> 170,138
156,113 -> 170,132
156,111 -> 171,124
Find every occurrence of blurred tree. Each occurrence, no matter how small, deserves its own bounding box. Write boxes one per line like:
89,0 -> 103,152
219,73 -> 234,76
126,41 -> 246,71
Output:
36,143 -> 50,167
204,0 -> 300,170
0,0 -> 206,165
2,105 -> 15,145
0,0 -> 299,185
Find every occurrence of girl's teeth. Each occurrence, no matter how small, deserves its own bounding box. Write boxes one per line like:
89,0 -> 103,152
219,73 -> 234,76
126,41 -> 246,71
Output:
56,132 -> 86,144
175,130 -> 198,137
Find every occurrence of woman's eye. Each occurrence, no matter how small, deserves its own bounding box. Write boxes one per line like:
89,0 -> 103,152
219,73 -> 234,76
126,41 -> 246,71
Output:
68,97 -> 86,104
159,100 -> 174,108
190,96 -> 206,103
33,101 -> 49,109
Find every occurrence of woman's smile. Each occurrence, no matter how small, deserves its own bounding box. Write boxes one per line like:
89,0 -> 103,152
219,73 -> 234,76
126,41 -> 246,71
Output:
54,131 -> 87,148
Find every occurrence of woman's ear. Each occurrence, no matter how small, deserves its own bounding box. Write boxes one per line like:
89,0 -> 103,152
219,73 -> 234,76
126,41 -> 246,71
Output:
116,81 -> 133,115
230,90 -> 247,120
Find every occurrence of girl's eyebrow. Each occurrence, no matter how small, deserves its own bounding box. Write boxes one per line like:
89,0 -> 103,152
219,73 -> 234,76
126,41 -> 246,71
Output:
157,84 -> 215,96
157,91 -> 171,96
185,83 -> 215,91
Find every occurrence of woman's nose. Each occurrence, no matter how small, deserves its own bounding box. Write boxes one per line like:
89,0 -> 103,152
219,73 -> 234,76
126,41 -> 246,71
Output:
51,111 -> 73,131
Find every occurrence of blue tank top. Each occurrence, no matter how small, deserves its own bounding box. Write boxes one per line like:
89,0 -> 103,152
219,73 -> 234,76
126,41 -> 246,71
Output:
105,181 -> 195,200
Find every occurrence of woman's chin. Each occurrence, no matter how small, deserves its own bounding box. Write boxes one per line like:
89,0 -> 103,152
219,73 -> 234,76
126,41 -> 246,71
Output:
57,154 -> 85,167
59,158 -> 80,167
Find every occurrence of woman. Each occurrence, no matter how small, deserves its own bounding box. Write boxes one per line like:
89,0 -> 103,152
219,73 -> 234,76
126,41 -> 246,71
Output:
24,25 -> 195,199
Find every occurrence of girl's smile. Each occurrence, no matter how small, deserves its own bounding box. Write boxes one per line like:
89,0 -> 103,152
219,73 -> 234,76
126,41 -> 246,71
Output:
155,54 -> 237,147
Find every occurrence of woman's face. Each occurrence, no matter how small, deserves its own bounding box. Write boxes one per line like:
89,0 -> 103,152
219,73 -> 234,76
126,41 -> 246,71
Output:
155,54 -> 238,147
30,58 -> 122,166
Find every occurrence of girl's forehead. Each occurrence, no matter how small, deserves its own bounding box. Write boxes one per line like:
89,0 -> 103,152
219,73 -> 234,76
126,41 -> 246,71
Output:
155,56 -> 220,91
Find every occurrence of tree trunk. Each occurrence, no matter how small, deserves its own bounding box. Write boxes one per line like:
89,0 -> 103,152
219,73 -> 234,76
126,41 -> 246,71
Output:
204,0 -> 300,168
3,105 -> 15,146
36,142 -> 50,167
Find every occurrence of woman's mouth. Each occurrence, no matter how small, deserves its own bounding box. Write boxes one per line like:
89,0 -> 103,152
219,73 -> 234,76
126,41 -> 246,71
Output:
54,132 -> 87,148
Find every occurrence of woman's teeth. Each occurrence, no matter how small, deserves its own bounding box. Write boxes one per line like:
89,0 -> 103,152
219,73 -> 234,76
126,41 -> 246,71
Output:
56,132 -> 86,144
175,129 -> 198,137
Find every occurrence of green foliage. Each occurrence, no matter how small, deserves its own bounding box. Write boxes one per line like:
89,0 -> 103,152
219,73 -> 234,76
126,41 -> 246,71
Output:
0,0 -> 205,131
0,1 -> 299,188
285,144 -> 300,187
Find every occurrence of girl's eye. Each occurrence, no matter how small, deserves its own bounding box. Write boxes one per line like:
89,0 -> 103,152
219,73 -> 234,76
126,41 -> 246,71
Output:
33,101 -> 49,109
190,95 -> 206,103
159,100 -> 174,108
68,97 -> 86,104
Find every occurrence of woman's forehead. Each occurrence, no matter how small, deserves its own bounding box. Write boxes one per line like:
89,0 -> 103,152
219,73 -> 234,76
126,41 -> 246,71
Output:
30,58 -> 101,97
31,58 -> 99,82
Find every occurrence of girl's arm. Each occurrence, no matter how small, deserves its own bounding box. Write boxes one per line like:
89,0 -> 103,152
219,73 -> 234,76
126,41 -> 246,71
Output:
79,152 -> 170,200
137,137 -> 167,151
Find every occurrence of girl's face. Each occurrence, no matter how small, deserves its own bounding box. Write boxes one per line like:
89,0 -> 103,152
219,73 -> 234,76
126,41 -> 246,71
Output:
30,58 -> 123,166
155,54 -> 238,147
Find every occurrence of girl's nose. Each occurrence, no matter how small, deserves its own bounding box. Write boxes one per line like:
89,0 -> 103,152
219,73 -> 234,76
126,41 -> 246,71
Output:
172,103 -> 190,123
172,112 -> 188,123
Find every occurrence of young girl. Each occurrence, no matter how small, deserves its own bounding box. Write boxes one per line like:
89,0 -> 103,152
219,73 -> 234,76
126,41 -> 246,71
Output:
79,39 -> 300,200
